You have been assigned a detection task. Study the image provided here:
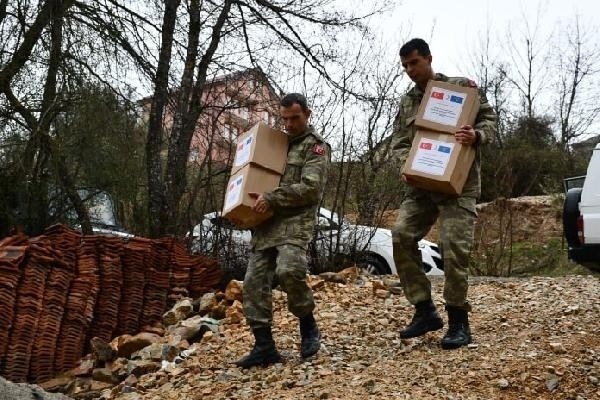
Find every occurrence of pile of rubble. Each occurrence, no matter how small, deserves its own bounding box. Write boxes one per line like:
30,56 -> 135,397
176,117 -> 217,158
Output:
37,279 -> 246,399
0,225 -> 222,383
32,269 -> 600,400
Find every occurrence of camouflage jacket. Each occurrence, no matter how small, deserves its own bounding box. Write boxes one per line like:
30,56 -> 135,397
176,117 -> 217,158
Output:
390,73 -> 497,199
251,125 -> 330,251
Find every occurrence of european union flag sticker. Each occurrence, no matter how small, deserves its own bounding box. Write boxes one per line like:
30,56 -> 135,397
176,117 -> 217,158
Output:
438,145 -> 451,154
449,95 -> 464,104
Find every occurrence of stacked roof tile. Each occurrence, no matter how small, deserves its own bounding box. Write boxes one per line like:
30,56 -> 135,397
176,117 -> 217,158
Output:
0,225 -> 222,383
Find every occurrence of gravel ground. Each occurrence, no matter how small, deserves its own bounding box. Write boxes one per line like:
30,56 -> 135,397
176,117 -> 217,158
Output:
132,274 -> 600,400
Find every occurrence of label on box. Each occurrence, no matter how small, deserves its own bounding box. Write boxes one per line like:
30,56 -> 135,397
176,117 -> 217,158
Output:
233,135 -> 254,167
411,139 -> 455,176
224,175 -> 244,210
422,86 -> 467,127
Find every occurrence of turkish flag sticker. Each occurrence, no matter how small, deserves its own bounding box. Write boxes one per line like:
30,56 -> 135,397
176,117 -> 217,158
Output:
312,144 -> 326,155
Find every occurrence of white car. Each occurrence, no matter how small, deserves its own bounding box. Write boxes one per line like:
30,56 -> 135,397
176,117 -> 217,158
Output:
191,208 -> 443,277
563,143 -> 600,271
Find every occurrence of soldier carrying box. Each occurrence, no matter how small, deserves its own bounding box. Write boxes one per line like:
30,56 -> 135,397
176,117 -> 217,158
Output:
389,38 -> 497,349
235,93 -> 331,368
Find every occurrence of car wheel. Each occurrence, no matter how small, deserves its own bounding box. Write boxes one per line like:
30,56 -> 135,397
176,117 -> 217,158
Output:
563,188 -> 583,247
357,253 -> 392,275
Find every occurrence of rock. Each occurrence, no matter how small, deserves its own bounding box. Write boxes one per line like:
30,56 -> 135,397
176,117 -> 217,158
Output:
140,324 -> 165,337
90,380 -> 113,391
0,380 -> 69,400
37,376 -> 73,392
388,287 -> 403,295
72,357 -> 95,376
210,299 -> 229,319
168,315 -> 219,344
117,333 -> 162,358
99,388 -> 114,400
224,300 -> 244,324
373,289 -> 390,299
126,360 -> 160,377
115,393 -> 143,400
549,342 -> 566,354
545,374 -> 559,391
318,272 -> 347,283
90,337 -> 117,362
224,280 -> 244,302
121,385 -> 137,394
371,280 -> 386,291
308,276 -> 326,291
197,292 -> 217,315
202,331 -> 215,342
123,374 -> 138,387
162,298 -> 194,326
133,343 -> 179,362
497,378 -> 509,388
67,377 -> 91,396
136,374 -> 162,390
337,266 -> 358,281
564,305 -> 580,314
168,317 -> 204,342
382,277 -> 401,288
92,367 -> 116,384
108,357 -> 129,378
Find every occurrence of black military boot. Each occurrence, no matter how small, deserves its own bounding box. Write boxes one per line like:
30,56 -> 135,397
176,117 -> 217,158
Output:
299,313 -> 321,358
235,327 -> 282,368
441,306 -> 472,349
399,300 -> 444,339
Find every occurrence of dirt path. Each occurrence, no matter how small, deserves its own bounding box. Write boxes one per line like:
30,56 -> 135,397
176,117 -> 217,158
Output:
132,274 -> 599,400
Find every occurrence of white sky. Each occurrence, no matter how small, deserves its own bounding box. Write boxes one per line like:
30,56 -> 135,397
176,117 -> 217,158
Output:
362,0 -> 600,78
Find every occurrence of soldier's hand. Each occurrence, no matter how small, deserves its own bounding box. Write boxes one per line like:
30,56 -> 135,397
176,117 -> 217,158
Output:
249,192 -> 270,213
455,125 -> 478,146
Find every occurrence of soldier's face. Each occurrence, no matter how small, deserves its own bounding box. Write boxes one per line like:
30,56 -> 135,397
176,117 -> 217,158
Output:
280,103 -> 311,137
401,50 -> 433,86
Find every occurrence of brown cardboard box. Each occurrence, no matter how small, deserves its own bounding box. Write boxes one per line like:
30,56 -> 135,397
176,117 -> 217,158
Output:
401,129 -> 475,196
415,80 -> 480,134
232,121 -> 288,174
222,163 -> 281,228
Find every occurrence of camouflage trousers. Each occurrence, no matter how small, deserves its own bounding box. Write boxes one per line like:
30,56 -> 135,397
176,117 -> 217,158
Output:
392,192 -> 476,311
243,243 -> 315,329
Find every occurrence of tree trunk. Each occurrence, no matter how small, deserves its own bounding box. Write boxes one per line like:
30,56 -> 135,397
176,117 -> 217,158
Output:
160,0 -> 232,235
146,0 -> 181,238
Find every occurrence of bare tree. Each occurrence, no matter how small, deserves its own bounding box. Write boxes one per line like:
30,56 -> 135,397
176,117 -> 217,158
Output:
553,16 -> 600,152
142,0 -> 380,237
501,5 -> 551,120
466,24 -> 510,146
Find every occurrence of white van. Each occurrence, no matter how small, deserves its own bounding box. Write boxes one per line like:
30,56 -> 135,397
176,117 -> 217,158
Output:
563,144 -> 600,270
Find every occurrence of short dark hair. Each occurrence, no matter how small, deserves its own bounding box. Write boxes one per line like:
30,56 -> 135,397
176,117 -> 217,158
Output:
399,38 -> 431,58
280,93 -> 309,112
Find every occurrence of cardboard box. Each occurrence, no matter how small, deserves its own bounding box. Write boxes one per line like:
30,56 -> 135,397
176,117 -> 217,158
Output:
401,130 -> 475,196
222,163 -> 281,228
415,80 -> 480,134
232,121 -> 288,174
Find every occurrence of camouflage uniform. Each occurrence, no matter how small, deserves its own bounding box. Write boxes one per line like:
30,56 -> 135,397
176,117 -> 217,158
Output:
244,125 -> 330,329
390,73 -> 497,310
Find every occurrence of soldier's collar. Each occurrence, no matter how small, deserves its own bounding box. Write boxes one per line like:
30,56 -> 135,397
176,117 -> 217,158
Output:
288,125 -> 314,143
408,73 -> 449,98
